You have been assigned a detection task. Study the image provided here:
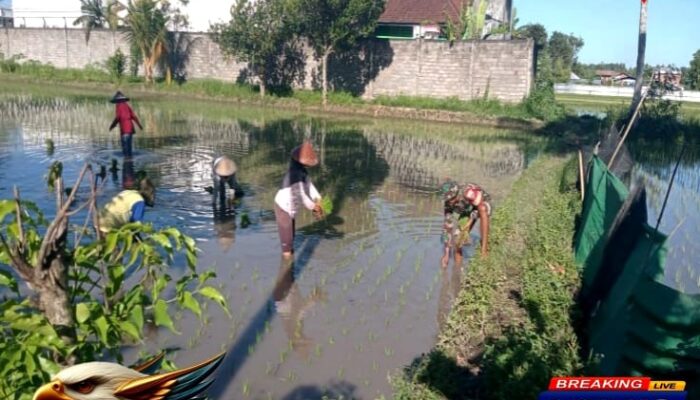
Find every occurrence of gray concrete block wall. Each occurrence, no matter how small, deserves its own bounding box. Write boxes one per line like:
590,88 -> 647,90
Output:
0,28 -> 534,103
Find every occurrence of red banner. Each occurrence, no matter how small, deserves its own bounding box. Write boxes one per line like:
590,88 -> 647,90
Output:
549,377 -> 651,391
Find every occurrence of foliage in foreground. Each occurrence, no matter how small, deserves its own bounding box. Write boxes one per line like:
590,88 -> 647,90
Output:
393,156 -> 583,399
0,168 -> 229,400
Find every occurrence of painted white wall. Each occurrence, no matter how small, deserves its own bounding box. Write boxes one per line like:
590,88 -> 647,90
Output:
12,0 -> 81,27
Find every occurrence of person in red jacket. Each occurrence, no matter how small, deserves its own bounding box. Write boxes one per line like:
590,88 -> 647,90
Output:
109,91 -> 143,158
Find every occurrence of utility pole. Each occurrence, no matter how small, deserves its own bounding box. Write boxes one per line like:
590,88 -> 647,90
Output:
631,0 -> 648,109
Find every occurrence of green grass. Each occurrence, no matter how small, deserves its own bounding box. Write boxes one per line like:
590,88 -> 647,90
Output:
392,156 -> 584,399
557,93 -> 700,118
372,95 -> 535,120
0,58 -> 555,123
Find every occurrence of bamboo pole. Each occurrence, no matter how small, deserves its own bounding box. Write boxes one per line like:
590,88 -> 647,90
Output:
608,90 -> 648,169
578,149 -> 585,201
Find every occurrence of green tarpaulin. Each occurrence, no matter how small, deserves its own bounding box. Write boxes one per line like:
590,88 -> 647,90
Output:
574,155 -> 700,396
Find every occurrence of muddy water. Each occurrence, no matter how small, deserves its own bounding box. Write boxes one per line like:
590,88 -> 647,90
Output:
0,96 -> 535,399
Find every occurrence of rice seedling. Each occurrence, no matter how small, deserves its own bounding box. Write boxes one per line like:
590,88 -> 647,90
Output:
328,335 -> 335,345
279,348 -> 289,363
384,346 -> 394,357
315,344 -> 323,357
337,367 -> 345,379
342,327 -> 349,336
242,380 -> 250,397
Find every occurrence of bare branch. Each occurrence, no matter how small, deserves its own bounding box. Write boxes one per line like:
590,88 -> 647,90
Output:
37,164 -> 91,269
13,186 -> 25,247
0,231 -> 34,281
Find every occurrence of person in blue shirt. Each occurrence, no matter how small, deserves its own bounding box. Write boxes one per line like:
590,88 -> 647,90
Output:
99,178 -> 155,234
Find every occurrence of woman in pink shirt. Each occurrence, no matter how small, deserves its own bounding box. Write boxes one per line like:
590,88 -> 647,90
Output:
109,91 -> 143,158
274,141 -> 324,259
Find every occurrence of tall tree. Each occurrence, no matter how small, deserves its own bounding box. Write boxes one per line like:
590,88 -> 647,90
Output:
686,50 -> 700,90
631,0 -> 648,107
516,23 -> 547,52
548,31 -> 584,82
297,0 -> 385,106
73,0 -> 107,43
123,0 -> 187,84
211,0 -> 289,98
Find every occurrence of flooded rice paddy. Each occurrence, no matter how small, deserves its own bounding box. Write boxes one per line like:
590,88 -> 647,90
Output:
0,95 -> 534,399
2,93 -> 698,398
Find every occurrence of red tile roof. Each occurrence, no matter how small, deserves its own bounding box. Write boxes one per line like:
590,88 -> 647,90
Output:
379,0 -> 462,25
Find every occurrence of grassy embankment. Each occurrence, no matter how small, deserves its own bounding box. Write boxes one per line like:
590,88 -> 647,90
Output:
0,59 -> 553,127
557,93 -> 700,118
393,155 -> 584,400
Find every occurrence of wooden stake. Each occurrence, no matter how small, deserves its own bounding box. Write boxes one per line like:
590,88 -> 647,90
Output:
608,90 -> 648,169
578,149 -> 585,201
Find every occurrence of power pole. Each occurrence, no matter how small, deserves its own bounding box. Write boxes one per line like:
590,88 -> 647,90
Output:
631,0 -> 648,109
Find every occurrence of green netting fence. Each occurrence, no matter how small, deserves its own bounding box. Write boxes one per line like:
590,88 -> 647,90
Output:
574,155 -> 700,395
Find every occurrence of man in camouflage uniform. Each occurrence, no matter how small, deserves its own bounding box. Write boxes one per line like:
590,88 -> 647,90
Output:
440,180 -> 492,266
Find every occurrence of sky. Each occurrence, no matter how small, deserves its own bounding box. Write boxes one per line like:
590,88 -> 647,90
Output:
515,0 -> 700,68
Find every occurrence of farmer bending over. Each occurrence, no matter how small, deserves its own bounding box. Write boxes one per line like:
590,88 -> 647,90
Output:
99,178 -> 156,235
274,141 -> 324,259
440,180 -> 491,266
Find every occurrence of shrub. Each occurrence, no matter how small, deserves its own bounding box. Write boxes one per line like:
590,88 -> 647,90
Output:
106,49 -> 127,82
523,79 -> 565,121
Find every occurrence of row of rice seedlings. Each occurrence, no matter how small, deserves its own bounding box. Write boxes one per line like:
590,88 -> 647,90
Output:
424,268 -> 442,301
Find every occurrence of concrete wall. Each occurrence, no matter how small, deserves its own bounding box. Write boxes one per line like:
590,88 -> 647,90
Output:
0,27 -> 534,102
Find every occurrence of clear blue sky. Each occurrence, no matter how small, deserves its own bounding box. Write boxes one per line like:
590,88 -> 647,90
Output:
515,0 -> 699,68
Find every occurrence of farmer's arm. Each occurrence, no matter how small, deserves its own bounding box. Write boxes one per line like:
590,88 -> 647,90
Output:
109,117 -> 119,131
477,203 -> 489,256
308,180 -> 322,202
130,201 -> 146,223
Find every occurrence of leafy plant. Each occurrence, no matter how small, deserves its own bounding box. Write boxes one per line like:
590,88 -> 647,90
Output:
0,164 -> 228,400
443,0 -> 489,42
105,49 -> 127,82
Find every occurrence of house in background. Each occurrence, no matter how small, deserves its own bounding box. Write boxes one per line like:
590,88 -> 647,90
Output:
376,0 -> 512,40
595,70 -> 635,86
0,6 -> 12,27
653,68 -> 683,90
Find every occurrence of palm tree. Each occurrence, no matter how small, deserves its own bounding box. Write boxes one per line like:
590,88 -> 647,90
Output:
73,0 -> 107,43
123,0 -> 170,83
105,0 -> 125,29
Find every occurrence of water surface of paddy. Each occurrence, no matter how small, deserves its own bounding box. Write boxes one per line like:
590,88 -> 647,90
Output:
0,96 -> 538,399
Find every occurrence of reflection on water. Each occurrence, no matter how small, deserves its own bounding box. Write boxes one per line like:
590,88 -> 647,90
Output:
630,139 -> 700,294
0,96 -> 533,399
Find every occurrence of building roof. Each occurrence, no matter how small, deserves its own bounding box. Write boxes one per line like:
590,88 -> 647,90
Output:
595,70 -> 622,78
379,0 -> 461,25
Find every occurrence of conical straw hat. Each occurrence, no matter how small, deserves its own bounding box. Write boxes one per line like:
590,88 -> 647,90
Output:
214,156 -> 237,177
291,141 -> 318,167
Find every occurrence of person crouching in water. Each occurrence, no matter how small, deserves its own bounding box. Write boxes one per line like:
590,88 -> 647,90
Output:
212,155 -> 241,205
440,180 -> 491,266
109,91 -> 143,158
98,178 -> 156,236
274,141 -> 324,259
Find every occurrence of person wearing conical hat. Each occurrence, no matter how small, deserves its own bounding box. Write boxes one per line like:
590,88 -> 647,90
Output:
274,141 -> 324,258
212,155 -> 241,203
439,180 -> 492,266
109,91 -> 143,158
